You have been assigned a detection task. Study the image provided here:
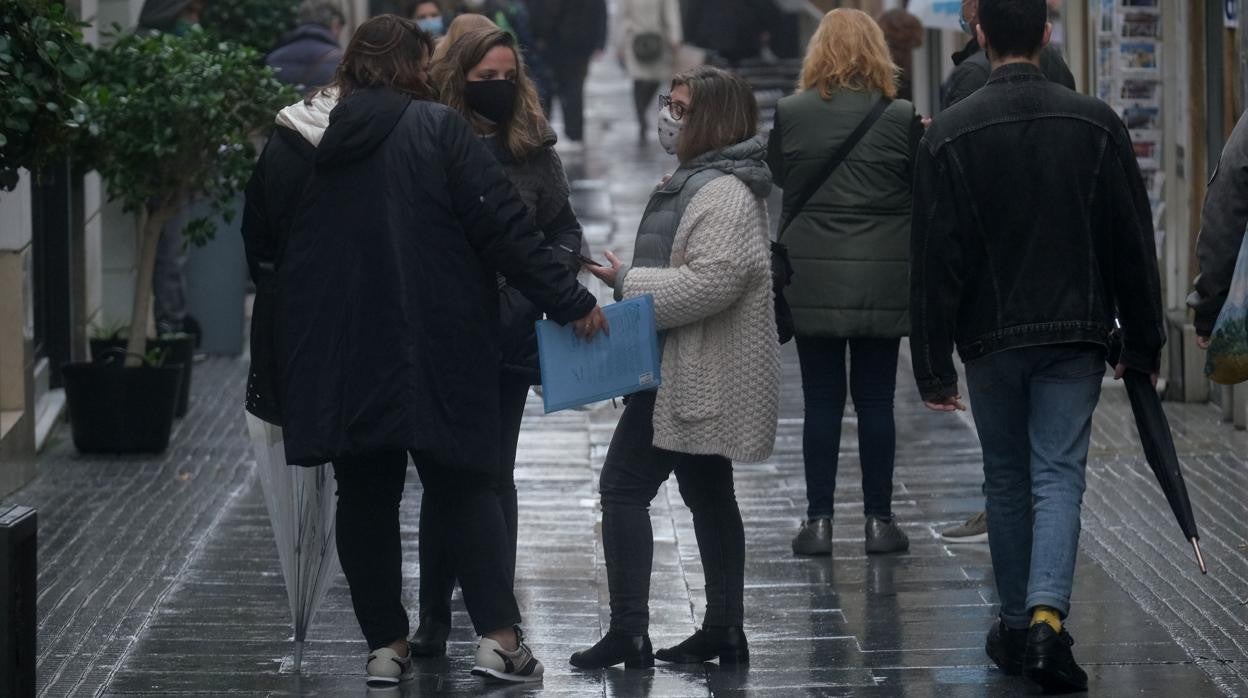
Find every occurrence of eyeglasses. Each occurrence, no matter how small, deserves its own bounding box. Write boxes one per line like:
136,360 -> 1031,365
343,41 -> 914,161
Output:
659,94 -> 689,121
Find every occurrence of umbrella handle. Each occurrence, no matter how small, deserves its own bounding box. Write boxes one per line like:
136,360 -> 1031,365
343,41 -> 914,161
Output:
1192,538 -> 1208,575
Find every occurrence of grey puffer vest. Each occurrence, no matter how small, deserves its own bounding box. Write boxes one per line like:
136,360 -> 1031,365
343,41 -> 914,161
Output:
629,135 -> 773,276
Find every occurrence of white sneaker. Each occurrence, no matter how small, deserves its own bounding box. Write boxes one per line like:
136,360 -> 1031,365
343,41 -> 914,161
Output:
365,646 -> 413,688
471,631 -> 544,683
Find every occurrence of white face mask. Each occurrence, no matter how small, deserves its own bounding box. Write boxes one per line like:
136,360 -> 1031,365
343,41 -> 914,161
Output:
657,106 -> 684,156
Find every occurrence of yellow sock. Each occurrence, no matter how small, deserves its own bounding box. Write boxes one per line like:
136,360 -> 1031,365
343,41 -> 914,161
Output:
1031,606 -> 1062,632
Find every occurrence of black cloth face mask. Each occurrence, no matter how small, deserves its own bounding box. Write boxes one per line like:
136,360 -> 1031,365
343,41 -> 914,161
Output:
465,79 -> 519,126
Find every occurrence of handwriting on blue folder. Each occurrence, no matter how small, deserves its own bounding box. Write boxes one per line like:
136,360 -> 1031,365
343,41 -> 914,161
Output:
535,295 -> 662,413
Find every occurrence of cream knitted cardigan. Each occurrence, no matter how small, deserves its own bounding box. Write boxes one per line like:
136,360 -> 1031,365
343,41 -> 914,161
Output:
620,175 -> 780,463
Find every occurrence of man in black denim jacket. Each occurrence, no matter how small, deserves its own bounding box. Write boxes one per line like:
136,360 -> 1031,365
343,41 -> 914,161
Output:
910,0 -> 1164,692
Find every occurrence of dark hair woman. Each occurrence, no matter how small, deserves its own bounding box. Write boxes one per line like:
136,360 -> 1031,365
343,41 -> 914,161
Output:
409,25 -> 584,658
240,14 -> 606,688
568,66 -> 780,669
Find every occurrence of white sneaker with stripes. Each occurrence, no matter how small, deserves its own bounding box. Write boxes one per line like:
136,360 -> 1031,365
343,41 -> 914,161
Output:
471,630 -> 544,683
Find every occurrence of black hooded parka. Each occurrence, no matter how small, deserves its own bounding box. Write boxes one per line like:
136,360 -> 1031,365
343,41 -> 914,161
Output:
259,87 -> 594,470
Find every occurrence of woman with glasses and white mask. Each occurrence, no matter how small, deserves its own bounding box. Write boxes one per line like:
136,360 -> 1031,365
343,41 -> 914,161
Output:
569,66 -> 780,670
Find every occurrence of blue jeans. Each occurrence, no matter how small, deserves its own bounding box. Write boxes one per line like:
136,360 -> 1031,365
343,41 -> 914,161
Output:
965,345 -> 1104,629
795,336 -> 900,520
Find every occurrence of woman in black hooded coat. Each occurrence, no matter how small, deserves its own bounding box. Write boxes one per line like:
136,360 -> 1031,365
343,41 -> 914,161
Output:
241,15 -> 605,687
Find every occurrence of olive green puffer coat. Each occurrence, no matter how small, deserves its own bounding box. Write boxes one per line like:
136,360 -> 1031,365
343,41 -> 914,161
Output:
767,88 -> 920,338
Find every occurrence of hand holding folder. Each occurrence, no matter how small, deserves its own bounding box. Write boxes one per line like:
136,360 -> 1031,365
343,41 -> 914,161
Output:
535,295 -> 662,413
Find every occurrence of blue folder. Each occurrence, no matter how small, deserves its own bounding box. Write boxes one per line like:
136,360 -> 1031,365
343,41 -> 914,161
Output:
535,295 -> 662,413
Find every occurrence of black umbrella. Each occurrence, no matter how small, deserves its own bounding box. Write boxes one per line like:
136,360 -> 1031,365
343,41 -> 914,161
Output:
1122,369 -> 1207,574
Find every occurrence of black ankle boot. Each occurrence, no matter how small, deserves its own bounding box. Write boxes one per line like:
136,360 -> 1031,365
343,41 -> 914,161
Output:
410,614 -> 450,658
569,630 -> 654,669
655,626 -> 748,665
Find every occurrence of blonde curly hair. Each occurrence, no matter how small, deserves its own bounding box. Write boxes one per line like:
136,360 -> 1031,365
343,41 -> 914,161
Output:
799,8 -> 899,100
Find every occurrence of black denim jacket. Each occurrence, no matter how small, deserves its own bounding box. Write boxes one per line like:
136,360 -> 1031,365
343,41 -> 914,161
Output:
910,63 -> 1165,401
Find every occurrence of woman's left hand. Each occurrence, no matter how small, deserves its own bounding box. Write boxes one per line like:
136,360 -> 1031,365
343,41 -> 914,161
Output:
589,250 -> 623,288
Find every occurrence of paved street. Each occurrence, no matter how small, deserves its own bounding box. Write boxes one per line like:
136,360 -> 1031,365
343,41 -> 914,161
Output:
7,53 -> 1248,698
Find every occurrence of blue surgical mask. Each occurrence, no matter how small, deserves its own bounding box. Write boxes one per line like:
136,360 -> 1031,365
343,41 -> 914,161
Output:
417,16 -> 445,36
960,16 -> 973,36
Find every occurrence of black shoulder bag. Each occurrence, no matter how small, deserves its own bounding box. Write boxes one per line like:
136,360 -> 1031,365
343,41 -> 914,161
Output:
771,97 -> 891,344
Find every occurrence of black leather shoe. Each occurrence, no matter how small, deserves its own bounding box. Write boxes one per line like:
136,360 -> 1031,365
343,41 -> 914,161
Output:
655,626 -> 748,665
985,619 -> 1028,676
1023,623 -> 1088,693
570,630 -> 654,669
410,615 -> 450,658
792,518 -> 833,556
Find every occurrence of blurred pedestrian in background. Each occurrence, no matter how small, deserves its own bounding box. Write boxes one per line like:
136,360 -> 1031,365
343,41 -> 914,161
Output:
410,0 -> 446,37
912,1 -> 1163,691
680,0 -> 773,65
876,0 -> 923,102
1190,110 -> 1248,349
137,0 -> 204,339
941,0 -> 1073,110
414,24 -> 584,660
528,0 -> 608,148
265,0 -> 345,92
569,66 -> 779,670
244,14 -> 606,688
938,0 -> 1077,547
617,0 -> 684,144
767,8 -> 919,560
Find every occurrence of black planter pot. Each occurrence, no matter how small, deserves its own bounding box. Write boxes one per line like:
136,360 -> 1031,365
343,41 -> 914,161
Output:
89,336 -> 194,417
61,362 -> 182,454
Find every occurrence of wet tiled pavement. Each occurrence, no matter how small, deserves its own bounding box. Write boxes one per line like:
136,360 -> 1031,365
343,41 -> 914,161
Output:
7,43 -> 1248,698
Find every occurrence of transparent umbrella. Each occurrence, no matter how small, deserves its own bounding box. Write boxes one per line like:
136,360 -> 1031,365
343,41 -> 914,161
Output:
246,414 -> 341,671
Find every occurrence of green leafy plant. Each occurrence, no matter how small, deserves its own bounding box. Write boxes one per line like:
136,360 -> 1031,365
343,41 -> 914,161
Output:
0,0 -> 92,190
201,0 -> 300,54
89,319 -> 127,341
82,27 -> 296,365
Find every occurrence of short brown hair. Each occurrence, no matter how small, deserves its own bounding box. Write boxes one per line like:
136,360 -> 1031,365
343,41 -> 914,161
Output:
321,14 -> 435,102
670,66 -> 758,163
430,26 -> 550,162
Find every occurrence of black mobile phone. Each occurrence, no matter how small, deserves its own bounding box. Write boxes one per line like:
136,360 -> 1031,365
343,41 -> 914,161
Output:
579,254 -> 604,268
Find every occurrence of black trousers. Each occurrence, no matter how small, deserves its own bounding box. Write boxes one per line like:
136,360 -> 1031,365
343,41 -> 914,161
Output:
633,80 -> 661,134
418,373 -> 530,625
544,52 -> 591,142
599,391 -> 745,635
332,451 -> 522,649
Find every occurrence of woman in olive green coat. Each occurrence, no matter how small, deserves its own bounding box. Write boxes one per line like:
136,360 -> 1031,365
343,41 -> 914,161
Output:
766,8 -> 921,558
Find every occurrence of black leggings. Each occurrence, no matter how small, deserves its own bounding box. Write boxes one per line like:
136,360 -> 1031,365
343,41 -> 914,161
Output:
418,374 -> 529,625
598,391 -> 745,635
332,451 -> 522,649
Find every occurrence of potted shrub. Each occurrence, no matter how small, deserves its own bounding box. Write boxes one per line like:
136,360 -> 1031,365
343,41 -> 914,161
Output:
61,26 -> 294,453
0,0 -> 92,191
88,323 -> 195,417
